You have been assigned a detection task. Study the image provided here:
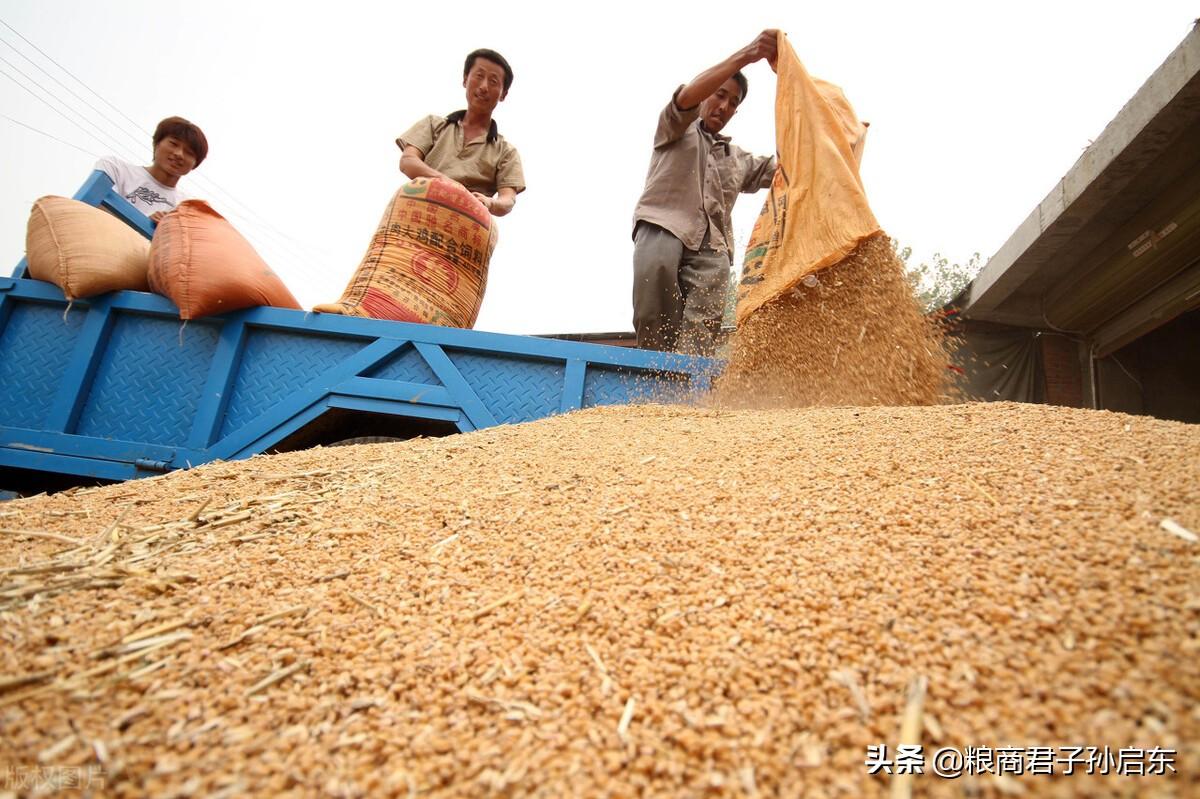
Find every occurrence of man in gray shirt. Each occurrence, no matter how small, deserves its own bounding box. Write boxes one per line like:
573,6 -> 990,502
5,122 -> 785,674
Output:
631,30 -> 779,355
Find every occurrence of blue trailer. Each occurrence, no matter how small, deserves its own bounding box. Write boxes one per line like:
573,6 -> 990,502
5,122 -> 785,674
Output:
0,172 -> 715,490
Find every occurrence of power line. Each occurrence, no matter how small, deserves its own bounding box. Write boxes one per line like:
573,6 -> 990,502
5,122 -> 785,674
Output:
0,36 -> 147,156
0,55 -> 319,264
0,114 -> 314,277
0,63 -> 129,159
0,17 -> 151,137
0,53 -> 145,164
176,174 -> 338,270
0,111 -> 98,158
0,58 -> 323,275
0,110 -> 310,267
0,18 -> 334,276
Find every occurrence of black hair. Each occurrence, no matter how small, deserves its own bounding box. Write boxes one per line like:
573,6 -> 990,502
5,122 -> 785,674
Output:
153,116 -> 208,167
731,71 -> 748,104
464,48 -> 514,93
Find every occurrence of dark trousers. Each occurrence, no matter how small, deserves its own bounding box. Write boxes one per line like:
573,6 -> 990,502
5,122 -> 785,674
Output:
631,222 -> 730,356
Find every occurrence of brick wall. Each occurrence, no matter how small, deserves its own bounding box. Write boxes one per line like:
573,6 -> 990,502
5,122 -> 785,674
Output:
1041,334 -> 1084,407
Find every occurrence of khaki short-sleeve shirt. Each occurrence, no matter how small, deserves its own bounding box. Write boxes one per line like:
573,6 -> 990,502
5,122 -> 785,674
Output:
632,87 -> 775,253
397,114 -> 526,197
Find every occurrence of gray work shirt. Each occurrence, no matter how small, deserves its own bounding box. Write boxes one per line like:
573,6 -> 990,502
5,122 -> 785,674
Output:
632,86 -> 776,254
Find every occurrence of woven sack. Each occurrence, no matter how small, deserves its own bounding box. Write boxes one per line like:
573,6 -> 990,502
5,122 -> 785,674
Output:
25,196 -> 150,300
314,178 -> 497,327
148,200 -> 300,320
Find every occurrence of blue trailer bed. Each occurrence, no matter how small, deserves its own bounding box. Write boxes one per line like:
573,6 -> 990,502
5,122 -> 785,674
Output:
0,173 -> 714,485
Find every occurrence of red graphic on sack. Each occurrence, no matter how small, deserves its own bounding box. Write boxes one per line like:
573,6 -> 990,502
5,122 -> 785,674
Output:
412,251 -> 460,294
426,179 -> 490,227
361,287 -> 422,322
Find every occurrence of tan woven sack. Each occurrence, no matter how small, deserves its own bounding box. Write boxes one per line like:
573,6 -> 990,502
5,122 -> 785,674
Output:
314,178 -> 497,327
25,196 -> 151,300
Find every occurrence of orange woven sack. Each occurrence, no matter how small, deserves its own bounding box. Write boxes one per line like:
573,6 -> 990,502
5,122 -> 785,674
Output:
736,32 -> 878,324
25,196 -> 150,300
314,178 -> 497,327
148,200 -> 300,320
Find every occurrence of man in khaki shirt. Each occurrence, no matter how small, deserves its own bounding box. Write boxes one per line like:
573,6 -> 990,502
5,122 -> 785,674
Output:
396,48 -> 526,216
632,31 -> 778,355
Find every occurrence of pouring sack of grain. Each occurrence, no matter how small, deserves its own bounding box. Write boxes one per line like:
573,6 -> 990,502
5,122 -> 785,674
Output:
25,196 -> 151,300
313,177 -> 498,327
148,200 -> 301,320
735,31 -> 876,324
719,31 -> 949,408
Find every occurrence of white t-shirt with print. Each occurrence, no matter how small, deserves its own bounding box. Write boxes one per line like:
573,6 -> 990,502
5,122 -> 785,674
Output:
94,156 -> 186,215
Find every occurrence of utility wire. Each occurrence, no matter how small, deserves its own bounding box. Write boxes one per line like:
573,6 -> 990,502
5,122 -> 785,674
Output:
0,17 -> 334,275
0,57 -> 322,276
0,53 -> 150,166
2,90 -> 325,276
0,62 -> 129,159
0,111 -> 98,158
0,36 -> 148,156
0,17 -> 152,138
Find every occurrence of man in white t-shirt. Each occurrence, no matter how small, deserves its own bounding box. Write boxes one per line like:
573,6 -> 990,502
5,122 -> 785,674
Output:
95,116 -> 208,222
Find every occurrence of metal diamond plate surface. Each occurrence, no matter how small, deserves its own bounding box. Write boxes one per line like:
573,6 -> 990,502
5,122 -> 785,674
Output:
0,302 -> 86,429
221,329 -> 364,438
366,344 -> 441,384
583,367 -> 689,408
449,350 -> 563,425
77,315 -> 220,444
582,368 -> 629,408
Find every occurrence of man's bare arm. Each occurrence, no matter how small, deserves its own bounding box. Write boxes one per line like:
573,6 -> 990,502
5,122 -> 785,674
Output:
399,145 -> 450,182
472,187 -> 518,217
676,29 -> 779,110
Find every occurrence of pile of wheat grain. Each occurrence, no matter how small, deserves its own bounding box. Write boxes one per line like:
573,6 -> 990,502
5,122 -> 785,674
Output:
717,234 -> 951,409
0,402 -> 1196,797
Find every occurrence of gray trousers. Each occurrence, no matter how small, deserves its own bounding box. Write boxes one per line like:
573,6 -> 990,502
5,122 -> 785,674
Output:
631,222 -> 730,356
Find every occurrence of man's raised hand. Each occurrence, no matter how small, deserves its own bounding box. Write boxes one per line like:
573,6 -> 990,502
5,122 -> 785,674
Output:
743,29 -> 779,69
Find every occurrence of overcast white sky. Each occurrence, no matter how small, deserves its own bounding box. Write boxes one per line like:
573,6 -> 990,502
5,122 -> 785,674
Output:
1,1 -> 1194,334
